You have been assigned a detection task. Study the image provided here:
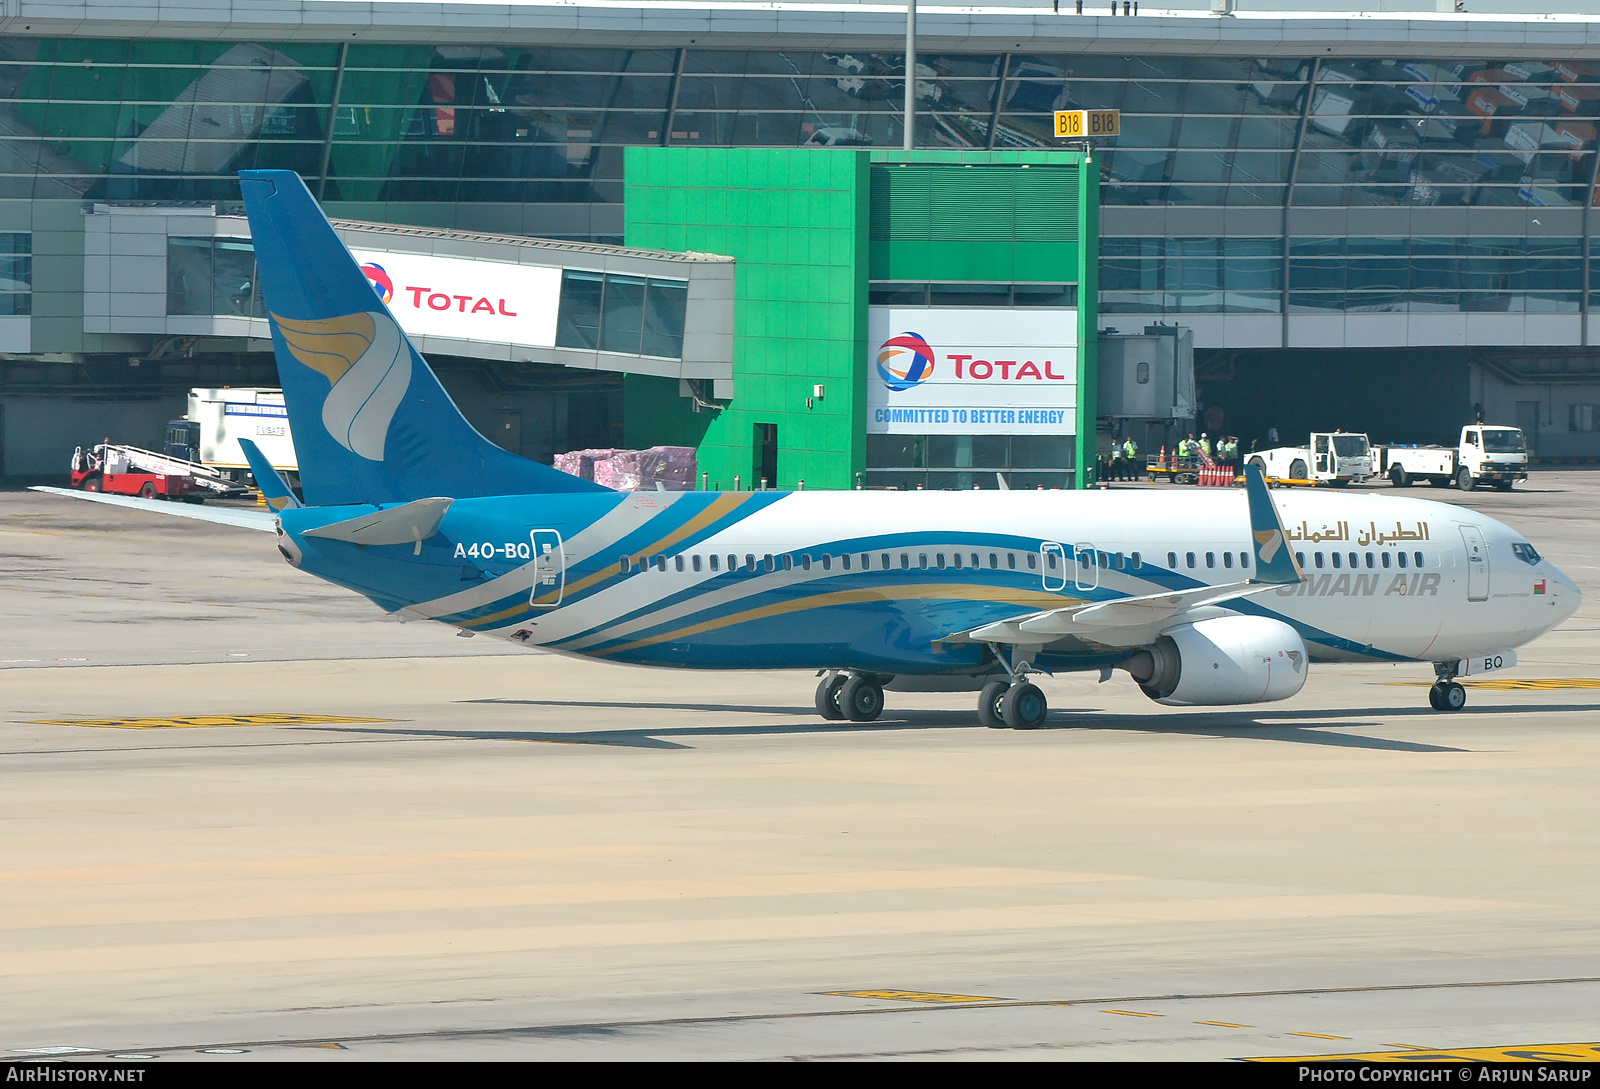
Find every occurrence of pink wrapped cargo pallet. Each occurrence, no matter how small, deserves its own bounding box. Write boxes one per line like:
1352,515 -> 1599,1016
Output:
554,446 -> 698,491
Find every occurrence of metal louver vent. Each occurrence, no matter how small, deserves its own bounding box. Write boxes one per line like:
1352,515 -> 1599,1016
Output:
870,165 -> 1079,244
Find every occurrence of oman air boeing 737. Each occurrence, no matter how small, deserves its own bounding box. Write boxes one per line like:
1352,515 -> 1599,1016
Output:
42,170 -> 1582,728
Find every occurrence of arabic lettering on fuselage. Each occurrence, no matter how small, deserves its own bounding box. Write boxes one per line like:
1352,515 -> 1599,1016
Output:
1284,520 -> 1431,546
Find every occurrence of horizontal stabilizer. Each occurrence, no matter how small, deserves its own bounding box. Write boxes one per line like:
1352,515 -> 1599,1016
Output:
302,497 -> 452,548
238,438 -> 301,511
29,487 -> 276,532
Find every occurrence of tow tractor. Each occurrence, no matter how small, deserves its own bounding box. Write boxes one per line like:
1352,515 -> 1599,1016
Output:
70,443 -> 252,501
1248,432 -> 1373,487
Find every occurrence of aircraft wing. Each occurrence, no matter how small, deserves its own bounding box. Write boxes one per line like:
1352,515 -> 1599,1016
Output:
959,579 -> 1281,643
29,486 -> 277,532
944,464 -> 1303,647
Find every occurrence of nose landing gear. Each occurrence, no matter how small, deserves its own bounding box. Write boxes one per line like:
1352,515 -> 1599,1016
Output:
1428,663 -> 1467,711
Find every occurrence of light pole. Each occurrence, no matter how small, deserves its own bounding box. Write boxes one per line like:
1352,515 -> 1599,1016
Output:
904,0 -> 916,151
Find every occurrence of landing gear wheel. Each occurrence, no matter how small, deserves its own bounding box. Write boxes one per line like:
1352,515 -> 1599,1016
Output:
977,680 -> 1009,729
840,675 -> 884,722
1390,466 -> 1410,488
1001,682 -> 1048,730
815,673 -> 846,721
1456,467 -> 1475,492
1429,681 -> 1467,711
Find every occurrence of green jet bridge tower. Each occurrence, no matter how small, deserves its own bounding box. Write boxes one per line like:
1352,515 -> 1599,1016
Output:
622,147 -> 1099,491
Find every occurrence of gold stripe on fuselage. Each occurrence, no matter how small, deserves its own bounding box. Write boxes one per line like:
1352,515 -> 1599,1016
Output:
593,583 -> 1073,656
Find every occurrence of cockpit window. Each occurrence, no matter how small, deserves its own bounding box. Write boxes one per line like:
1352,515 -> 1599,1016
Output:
1512,542 -> 1542,566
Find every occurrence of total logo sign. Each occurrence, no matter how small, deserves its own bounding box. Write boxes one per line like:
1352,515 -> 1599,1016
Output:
866,307 -> 1077,436
350,248 -> 562,348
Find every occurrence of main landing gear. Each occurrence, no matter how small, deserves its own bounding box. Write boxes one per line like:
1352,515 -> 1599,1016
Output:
1428,663 -> 1467,712
814,668 -> 1049,729
977,678 -> 1048,730
815,671 -> 886,722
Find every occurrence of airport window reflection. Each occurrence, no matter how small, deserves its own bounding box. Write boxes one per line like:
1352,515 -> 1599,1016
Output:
555,270 -> 688,358
166,238 -> 263,318
0,233 -> 31,316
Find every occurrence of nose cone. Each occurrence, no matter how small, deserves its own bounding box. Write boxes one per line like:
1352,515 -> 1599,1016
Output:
1538,563 -> 1583,631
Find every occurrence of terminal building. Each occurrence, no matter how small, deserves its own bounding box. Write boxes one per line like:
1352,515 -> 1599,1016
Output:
2,0 -> 1600,485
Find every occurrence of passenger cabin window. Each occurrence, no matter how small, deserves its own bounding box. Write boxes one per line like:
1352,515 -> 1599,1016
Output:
1331,552 -> 1341,569
675,555 -> 685,572
709,554 -> 720,572
1348,552 -> 1358,569
1413,551 -> 1424,568
692,555 -> 702,572
1132,552 -> 1142,569
619,555 -> 631,573
919,554 -> 928,569
1364,552 -> 1374,568
801,554 -> 811,571
1205,552 -> 1215,569
1397,552 -> 1407,569
1186,552 -> 1196,569
763,554 -> 775,572
1168,552 -> 1178,568
1222,552 -> 1233,569
821,554 -> 832,570
900,553 -> 910,570
990,553 -> 999,569
1007,553 -> 1017,570
1381,552 -> 1390,569
1314,552 -> 1324,568
936,553 -> 946,569
841,554 -> 851,570
952,553 -> 962,569
781,554 -> 793,571
727,554 -> 737,571
745,554 -> 756,572
881,553 -> 891,569
1239,552 -> 1249,569
1296,551 -> 1305,568
1027,553 -> 1038,570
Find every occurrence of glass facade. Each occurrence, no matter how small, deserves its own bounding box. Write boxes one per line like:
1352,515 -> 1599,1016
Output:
6,37 -> 1598,325
865,433 -> 1076,491
554,270 -> 688,359
6,40 -> 1595,211
0,232 -> 30,316
165,237 -> 262,317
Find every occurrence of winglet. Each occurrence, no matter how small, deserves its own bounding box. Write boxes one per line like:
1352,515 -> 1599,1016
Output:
1244,464 -> 1301,586
239,438 -> 302,512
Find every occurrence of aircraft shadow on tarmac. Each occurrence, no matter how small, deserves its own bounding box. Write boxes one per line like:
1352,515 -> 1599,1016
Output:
292,699 -> 1600,752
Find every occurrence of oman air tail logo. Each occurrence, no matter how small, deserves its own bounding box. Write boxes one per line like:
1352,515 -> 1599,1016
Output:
877,332 -> 936,392
361,263 -> 394,305
1254,528 -> 1284,565
270,311 -> 412,462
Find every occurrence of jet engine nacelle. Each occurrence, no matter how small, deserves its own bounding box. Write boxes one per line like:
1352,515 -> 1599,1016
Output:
1125,616 -> 1307,706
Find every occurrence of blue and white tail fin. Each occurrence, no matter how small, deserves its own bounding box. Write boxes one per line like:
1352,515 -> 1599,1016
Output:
238,169 -> 609,507
1244,464 -> 1302,586
238,438 -> 302,512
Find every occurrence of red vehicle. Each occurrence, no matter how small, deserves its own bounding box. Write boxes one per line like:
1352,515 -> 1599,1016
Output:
71,445 -> 198,501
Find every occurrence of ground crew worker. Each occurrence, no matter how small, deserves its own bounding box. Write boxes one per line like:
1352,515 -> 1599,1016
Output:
1109,444 -> 1124,482
1199,433 -> 1212,458
1122,437 -> 1138,480
1178,434 -> 1195,461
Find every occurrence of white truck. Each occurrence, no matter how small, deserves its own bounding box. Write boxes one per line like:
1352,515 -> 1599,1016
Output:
164,388 -> 299,487
1370,424 -> 1529,492
1248,432 -> 1374,486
